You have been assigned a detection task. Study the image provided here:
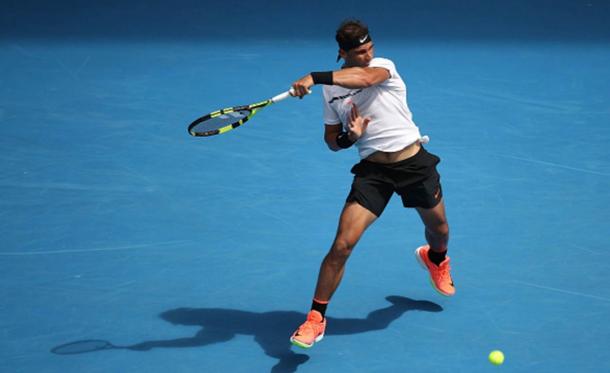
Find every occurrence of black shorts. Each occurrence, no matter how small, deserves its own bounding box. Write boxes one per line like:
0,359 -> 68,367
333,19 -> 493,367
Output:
346,146 -> 443,217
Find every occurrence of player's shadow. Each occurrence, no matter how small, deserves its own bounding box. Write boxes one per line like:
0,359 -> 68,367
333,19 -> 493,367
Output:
54,296 -> 441,373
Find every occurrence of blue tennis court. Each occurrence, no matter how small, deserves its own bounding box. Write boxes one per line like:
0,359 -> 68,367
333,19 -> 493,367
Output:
2,1 -> 609,372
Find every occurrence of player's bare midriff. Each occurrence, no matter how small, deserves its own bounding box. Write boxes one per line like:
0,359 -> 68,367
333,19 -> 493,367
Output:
365,141 -> 421,164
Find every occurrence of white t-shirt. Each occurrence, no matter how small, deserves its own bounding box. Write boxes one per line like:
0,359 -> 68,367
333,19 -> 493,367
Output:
322,57 -> 423,159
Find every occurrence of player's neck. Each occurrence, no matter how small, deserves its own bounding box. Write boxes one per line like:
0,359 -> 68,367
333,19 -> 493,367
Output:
342,60 -> 370,69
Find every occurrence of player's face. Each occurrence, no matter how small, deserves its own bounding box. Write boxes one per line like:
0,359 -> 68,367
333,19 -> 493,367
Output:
342,42 -> 374,67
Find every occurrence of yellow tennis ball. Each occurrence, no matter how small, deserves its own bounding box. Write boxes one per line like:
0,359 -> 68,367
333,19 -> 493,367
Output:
489,350 -> 505,365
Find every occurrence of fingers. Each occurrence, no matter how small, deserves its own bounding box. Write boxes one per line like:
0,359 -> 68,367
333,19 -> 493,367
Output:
347,103 -> 371,140
290,84 -> 312,99
349,103 -> 361,124
349,104 -> 370,125
351,117 -> 371,132
291,75 -> 314,99
290,84 -> 305,99
362,117 -> 371,130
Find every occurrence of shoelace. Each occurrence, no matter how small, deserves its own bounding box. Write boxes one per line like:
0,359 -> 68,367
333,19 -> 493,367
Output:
298,320 -> 321,336
437,261 -> 451,278
299,319 -> 323,333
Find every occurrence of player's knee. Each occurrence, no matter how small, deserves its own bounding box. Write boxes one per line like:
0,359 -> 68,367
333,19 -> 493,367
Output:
428,220 -> 449,239
329,238 -> 355,263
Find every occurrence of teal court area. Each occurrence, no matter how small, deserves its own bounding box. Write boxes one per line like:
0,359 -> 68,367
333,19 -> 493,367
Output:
1,1 -> 609,372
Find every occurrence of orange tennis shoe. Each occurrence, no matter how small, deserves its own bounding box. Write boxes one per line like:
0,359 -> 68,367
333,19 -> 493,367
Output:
415,245 -> 455,296
290,310 -> 326,349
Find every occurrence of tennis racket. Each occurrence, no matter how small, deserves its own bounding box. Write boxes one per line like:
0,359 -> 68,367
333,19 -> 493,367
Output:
188,88 -> 299,137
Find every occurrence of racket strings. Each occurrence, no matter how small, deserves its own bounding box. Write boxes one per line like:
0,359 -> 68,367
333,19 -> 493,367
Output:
190,109 -> 251,135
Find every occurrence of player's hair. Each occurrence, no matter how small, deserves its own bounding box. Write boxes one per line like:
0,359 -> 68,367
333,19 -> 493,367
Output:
335,19 -> 370,52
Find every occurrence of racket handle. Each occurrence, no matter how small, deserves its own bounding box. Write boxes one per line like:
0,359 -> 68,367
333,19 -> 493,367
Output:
271,90 -> 293,103
271,87 -> 312,103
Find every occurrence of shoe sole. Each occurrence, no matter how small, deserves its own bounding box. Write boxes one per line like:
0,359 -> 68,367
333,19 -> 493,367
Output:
290,333 -> 324,349
414,247 -> 453,297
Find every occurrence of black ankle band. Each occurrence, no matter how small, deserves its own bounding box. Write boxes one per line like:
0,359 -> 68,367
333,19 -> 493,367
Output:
311,299 -> 328,318
428,249 -> 447,266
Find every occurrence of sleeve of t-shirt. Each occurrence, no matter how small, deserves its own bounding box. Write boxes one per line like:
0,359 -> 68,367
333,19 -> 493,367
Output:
368,57 -> 397,79
322,87 -> 342,125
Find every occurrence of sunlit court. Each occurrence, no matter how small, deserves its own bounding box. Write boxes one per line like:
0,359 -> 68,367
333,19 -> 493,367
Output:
1,1 -> 609,372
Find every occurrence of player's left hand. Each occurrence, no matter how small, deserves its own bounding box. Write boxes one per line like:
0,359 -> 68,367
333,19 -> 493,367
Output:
347,103 -> 371,141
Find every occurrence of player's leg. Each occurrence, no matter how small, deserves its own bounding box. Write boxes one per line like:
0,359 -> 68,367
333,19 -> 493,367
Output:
290,162 -> 393,349
416,198 -> 449,253
314,201 -> 378,302
414,198 -> 455,296
290,201 -> 377,349
394,146 -> 454,296
314,162 -> 393,306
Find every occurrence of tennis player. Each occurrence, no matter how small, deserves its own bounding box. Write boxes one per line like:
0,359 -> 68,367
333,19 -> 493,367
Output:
289,20 -> 455,349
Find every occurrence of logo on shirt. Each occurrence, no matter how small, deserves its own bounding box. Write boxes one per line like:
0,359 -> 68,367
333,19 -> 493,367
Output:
328,89 -> 363,104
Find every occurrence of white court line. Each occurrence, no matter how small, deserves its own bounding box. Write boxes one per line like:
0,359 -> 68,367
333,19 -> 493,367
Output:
0,181 -> 150,193
512,280 -> 610,303
570,244 -> 605,255
495,154 -> 610,177
0,240 -> 191,256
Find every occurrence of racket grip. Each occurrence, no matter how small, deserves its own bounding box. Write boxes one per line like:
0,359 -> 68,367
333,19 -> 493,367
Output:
271,87 -> 312,103
271,90 -> 293,103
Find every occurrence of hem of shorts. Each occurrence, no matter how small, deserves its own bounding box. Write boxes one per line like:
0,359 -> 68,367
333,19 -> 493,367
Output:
346,197 -> 382,217
358,139 -> 423,160
360,146 -> 426,166
405,195 -> 443,210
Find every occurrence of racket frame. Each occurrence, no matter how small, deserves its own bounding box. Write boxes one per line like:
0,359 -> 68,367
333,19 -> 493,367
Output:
187,89 -> 294,137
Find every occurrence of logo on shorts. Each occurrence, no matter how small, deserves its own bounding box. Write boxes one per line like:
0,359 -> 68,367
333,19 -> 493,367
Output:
434,187 -> 441,200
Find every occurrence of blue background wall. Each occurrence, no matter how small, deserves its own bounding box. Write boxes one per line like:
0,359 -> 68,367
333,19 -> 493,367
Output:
2,0 -> 609,42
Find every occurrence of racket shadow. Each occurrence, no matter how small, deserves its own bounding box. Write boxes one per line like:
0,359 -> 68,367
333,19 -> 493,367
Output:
51,296 -> 442,373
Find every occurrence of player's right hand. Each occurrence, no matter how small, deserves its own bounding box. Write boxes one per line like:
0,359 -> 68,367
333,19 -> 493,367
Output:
291,75 -> 314,99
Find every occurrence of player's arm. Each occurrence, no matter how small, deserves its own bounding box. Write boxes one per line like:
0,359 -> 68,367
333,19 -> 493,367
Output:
331,67 -> 390,89
324,105 -> 371,152
324,123 -> 344,151
291,67 -> 390,97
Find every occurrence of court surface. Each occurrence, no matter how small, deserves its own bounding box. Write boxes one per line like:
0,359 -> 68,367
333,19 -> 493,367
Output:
1,1 -> 609,372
